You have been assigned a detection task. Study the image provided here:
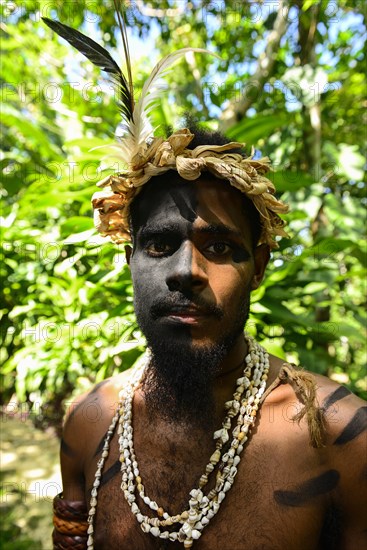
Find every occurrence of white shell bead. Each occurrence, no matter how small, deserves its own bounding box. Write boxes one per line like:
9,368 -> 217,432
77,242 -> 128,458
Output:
182,523 -> 192,536
214,428 -> 229,443
218,491 -> 225,503
224,481 -> 232,492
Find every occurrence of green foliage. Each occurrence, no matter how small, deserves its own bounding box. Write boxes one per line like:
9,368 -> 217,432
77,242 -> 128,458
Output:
0,510 -> 39,549
1,0 -> 366,432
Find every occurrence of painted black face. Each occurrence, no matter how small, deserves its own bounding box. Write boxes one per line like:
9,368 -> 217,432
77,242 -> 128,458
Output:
128,174 -> 267,424
129,175 -> 257,343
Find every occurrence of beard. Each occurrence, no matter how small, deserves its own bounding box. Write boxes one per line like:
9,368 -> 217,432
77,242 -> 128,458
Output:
135,290 -> 251,429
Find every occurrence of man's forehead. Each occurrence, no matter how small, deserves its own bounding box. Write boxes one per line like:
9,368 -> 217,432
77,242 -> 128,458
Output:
135,178 -> 242,221
134,176 -> 249,233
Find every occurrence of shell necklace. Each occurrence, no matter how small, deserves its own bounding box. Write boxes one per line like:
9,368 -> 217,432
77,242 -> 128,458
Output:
87,333 -> 269,549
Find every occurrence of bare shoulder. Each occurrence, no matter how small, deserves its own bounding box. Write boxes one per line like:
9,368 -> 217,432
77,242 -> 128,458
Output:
260,359 -> 366,548
64,369 -> 132,432
60,367 -> 135,499
63,370 -> 131,422
264,357 -> 366,452
312,374 -> 367,545
285,367 -> 366,449
313,373 -> 366,485
59,367 -> 139,500
267,356 -> 365,443
311,372 -> 366,444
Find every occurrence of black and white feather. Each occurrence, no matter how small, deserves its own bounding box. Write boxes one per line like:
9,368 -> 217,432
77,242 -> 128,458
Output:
42,16 -> 217,166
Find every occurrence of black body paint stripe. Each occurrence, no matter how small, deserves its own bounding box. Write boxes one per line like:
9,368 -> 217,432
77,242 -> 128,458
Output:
171,187 -> 197,223
99,460 -> 121,487
60,437 -> 76,458
67,381 -> 107,422
89,380 -> 108,394
334,406 -> 367,445
93,431 -> 108,457
322,386 -> 351,411
274,470 -> 340,507
67,399 -> 85,422
319,503 -> 343,549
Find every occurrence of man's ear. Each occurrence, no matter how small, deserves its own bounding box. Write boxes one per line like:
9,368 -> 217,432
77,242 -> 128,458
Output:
125,245 -> 132,266
251,244 -> 270,290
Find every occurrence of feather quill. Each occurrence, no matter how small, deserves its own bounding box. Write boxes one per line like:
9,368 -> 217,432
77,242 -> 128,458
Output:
121,48 -> 220,164
43,16 -> 220,168
112,0 -> 134,105
42,17 -> 133,121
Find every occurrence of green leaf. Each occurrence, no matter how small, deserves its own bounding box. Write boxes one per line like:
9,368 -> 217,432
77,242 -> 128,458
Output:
226,114 -> 290,144
302,282 -> 328,294
60,216 -> 94,237
270,170 -> 317,192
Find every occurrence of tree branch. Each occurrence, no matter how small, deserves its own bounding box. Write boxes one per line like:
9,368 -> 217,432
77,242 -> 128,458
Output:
220,0 -> 289,131
297,3 -> 321,173
184,50 -> 210,119
134,1 -> 184,18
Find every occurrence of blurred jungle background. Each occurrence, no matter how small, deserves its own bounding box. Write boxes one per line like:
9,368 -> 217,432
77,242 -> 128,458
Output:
1,0 -> 366,547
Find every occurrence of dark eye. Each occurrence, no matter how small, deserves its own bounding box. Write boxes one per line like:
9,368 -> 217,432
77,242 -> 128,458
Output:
145,241 -> 172,257
206,242 -> 231,255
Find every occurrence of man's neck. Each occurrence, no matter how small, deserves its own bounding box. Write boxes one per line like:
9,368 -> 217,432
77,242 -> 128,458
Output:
211,334 -> 249,421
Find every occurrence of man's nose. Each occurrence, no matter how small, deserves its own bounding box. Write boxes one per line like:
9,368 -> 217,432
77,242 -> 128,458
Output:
166,242 -> 208,293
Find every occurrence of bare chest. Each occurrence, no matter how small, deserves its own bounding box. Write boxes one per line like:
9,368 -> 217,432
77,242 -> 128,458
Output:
85,423 -> 332,550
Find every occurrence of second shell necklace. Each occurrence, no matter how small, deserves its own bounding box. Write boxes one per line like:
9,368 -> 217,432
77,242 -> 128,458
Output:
87,333 -> 269,549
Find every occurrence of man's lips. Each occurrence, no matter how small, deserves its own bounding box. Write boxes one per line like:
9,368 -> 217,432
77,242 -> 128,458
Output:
162,306 -> 210,324
150,297 -> 223,322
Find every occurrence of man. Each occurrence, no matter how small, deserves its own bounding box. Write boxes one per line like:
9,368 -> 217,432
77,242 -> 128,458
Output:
53,128 -> 367,549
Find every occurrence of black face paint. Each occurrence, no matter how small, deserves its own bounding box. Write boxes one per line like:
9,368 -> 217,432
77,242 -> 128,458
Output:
274,470 -> 340,507
170,185 -> 198,223
333,406 -> 367,445
232,247 -> 251,263
129,176 -> 256,426
322,386 -> 351,411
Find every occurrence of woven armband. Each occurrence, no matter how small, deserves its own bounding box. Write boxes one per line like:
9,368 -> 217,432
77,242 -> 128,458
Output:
52,493 -> 88,550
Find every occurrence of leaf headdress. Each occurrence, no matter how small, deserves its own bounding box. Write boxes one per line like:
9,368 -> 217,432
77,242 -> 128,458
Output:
43,10 -> 288,249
